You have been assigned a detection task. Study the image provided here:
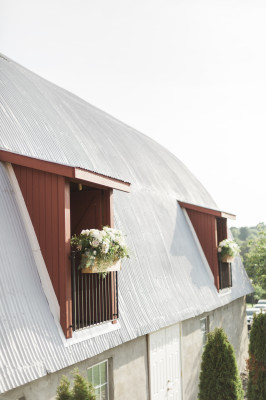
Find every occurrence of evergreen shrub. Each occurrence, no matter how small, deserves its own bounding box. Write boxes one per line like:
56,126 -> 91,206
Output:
56,375 -> 72,400
72,369 -> 96,400
247,312 -> 266,400
198,328 -> 243,400
56,370 -> 96,400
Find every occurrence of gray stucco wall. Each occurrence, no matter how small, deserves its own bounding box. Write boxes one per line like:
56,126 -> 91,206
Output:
0,336 -> 149,400
0,297 -> 248,400
181,296 -> 248,400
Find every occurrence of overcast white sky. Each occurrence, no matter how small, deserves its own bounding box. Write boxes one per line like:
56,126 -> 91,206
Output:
1,0 -> 266,227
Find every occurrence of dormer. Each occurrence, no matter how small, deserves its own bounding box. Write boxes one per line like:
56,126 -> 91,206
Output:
179,201 -> 236,291
0,150 -> 130,338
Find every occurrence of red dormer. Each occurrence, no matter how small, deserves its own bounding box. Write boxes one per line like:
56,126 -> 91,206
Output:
179,201 -> 236,291
0,150 -> 130,338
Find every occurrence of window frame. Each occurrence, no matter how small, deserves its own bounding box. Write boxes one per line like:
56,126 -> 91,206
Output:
87,359 -> 109,400
200,316 -> 209,348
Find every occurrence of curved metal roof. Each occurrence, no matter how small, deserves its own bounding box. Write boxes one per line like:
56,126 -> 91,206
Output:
0,55 -> 252,393
0,54 -> 217,209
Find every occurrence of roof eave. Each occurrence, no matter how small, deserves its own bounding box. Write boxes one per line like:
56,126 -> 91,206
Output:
178,200 -> 236,220
0,150 -> 131,192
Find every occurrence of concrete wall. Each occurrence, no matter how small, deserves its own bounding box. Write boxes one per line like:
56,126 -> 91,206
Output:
0,336 -> 149,400
181,296 -> 248,400
0,297 -> 248,400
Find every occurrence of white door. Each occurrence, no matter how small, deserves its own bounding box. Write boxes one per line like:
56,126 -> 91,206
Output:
149,324 -> 182,400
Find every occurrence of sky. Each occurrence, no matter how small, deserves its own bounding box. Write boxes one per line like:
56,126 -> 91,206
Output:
1,0 -> 266,227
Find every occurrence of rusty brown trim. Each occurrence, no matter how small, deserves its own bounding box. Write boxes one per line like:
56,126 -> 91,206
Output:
0,150 -> 131,192
178,201 -> 236,220
74,168 -> 130,193
0,150 -> 75,178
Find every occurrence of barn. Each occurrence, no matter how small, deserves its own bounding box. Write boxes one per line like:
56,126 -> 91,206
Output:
0,54 -> 252,400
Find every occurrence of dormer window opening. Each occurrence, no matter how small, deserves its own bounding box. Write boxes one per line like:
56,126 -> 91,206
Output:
70,182 -> 118,331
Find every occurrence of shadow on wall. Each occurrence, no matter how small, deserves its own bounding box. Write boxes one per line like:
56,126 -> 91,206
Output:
169,202 -> 216,290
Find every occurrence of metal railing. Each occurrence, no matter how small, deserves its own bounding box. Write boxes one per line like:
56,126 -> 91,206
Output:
71,251 -> 118,331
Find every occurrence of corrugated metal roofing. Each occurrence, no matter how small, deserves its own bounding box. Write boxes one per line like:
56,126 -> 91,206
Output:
1,54 -> 216,208
0,55 -> 253,394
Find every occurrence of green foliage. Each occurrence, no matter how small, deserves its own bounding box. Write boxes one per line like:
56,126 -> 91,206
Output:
231,223 -> 266,257
56,376 -> 72,400
246,284 -> 266,305
56,370 -> 96,400
72,370 -> 96,400
231,223 -> 266,300
247,313 -> 266,400
244,229 -> 266,290
198,328 -> 243,400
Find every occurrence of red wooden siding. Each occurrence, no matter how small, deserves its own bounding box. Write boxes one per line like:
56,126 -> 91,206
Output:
186,209 -> 220,289
13,164 -> 72,337
63,182 -> 72,338
13,164 -> 65,298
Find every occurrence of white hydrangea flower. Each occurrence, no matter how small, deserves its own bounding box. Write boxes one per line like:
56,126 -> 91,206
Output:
108,233 -> 115,241
91,239 -> 100,248
101,238 -> 110,253
91,230 -> 104,243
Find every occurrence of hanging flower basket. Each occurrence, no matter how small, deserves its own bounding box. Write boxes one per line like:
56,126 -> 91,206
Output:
218,239 -> 240,263
221,255 -> 235,263
71,226 -> 129,274
80,257 -> 121,273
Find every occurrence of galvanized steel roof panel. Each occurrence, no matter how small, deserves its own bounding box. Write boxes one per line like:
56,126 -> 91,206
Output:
1,54 -> 217,208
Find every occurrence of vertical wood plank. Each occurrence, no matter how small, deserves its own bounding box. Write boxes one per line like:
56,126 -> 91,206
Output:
32,168 -> 40,239
14,165 -> 73,337
103,189 -> 113,227
45,172 -> 53,283
62,182 -> 72,338
39,171 -> 46,258
51,174 -> 59,296
26,167 -> 33,219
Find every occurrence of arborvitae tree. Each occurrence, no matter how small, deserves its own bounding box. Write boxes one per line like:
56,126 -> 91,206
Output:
198,328 -> 243,400
72,370 -> 96,400
56,375 -> 73,400
247,313 -> 266,400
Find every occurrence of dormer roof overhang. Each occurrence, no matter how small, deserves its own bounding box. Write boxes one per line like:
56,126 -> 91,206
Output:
178,200 -> 236,220
0,150 -> 131,192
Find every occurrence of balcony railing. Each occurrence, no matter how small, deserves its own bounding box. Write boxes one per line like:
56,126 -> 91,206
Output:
71,251 -> 118,331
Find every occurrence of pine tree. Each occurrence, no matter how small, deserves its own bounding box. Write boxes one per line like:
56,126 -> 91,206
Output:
198,328 -> 243,400
247,312 -> 266,400
56,375 -> 73,400
72,370 -> 96,400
